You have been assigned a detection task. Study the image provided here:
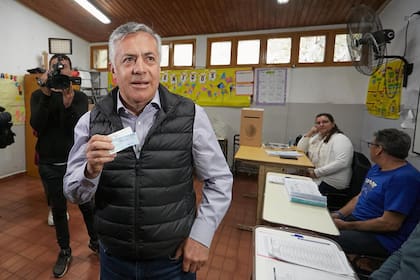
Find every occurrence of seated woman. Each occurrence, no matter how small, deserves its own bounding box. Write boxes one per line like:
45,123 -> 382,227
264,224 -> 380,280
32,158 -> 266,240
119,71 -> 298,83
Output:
297,113 -> 354,205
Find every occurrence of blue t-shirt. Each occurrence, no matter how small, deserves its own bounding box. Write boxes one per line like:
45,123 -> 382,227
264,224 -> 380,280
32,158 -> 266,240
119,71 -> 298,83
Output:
352,163 -> 420,253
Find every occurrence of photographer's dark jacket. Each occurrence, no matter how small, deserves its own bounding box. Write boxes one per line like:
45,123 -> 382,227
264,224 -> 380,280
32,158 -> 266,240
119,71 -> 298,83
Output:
30,89 -> 88,164
90,86 -> 196,260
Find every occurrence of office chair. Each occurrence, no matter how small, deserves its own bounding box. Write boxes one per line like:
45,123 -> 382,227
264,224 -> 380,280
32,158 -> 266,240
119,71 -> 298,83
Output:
324,151 -> 371,211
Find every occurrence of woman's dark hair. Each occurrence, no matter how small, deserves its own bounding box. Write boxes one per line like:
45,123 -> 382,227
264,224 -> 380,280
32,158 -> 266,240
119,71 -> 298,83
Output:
315,113 -> 342,143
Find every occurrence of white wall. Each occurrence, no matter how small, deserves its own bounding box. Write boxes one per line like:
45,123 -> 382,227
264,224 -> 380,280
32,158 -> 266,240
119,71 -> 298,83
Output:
0,0 -> 89,178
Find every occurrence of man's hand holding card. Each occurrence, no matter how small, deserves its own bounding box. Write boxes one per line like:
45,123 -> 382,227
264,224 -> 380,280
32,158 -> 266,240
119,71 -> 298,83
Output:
108,127 -> 140,154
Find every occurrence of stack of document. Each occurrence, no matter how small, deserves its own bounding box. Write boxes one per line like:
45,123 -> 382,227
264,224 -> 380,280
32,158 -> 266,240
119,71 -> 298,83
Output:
265,150 -> 302,159
255,227 -> 356,279
284,178 -> 327,207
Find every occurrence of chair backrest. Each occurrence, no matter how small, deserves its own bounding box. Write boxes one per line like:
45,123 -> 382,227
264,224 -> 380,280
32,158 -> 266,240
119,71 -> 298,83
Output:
349,151 -> 371,197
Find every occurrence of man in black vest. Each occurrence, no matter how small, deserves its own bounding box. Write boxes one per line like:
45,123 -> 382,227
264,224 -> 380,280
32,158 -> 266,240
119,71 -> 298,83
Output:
64,22 -> 233,279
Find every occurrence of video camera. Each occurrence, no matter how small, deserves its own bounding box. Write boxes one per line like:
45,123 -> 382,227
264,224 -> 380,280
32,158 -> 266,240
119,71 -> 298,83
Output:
45,55 -> 81,89
0,106 -> 15,149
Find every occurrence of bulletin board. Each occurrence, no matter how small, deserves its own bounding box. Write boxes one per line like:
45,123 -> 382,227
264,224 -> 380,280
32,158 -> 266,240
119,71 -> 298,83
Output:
365,59 -> 404,119
160,68 -> 252,107
0,73 -> 25,125
254,67 -> 288,105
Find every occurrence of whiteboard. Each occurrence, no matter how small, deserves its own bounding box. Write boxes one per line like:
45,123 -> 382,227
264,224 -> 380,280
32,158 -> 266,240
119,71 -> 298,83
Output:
413,90 -> 420,154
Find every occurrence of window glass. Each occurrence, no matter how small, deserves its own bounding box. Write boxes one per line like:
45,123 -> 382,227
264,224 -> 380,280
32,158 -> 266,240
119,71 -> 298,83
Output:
299,35 -> 326,63
334,34 -> 351,62
266,38 -> 292,64
90,45 -> 108,71
174,43 -> 193,66
210,41 -> 231,65
237,39 -> 260,65
160,44 -> 169,67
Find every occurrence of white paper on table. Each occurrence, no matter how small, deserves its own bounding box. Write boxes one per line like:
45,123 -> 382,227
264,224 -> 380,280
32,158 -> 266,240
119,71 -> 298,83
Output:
255,227 -> 354,278
265,150 -> 302,157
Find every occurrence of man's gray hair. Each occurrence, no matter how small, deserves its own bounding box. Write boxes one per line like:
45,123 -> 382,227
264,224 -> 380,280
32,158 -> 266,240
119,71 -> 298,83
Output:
108,22 -> 162,66
374,128 -> 411,159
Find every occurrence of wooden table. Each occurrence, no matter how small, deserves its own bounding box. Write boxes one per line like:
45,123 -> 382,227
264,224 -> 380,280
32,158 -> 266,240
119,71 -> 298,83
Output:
234,145 -> 314,227
263,172 -> 339,236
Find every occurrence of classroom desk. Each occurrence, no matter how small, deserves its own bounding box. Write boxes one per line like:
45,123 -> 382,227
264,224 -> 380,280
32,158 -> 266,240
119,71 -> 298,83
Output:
234,145 -> 314,226
263,172 -> 339,236
253,226 -> 357,280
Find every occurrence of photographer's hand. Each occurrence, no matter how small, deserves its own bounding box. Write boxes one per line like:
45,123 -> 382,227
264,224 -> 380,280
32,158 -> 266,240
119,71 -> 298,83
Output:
37,73 -> 52,96
62,86 -> 75,108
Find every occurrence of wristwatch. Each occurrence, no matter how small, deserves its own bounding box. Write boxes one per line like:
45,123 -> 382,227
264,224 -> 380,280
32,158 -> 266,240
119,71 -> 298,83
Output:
36,77 -> 46,87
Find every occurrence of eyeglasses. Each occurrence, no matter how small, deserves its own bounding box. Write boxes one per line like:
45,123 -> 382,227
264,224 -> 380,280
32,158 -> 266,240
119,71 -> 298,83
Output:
367,142 -> 380,148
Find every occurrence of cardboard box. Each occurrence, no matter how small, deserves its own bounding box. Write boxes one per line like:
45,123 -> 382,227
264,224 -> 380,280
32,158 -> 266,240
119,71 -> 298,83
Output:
240,108 -> 264,147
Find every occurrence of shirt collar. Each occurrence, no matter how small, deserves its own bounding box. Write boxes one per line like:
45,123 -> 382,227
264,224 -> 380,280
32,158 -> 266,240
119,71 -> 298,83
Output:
116,89 -> 161,115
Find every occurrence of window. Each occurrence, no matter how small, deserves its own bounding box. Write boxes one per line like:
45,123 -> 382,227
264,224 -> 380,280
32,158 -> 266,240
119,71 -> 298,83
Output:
210,41 -> 232,65
237,39 -> 260,65
160,44 -> 169,67
206,29 -> 351,68
174,43 -> 193,66
334,34 -> 351,62
90,45 -> 108,71
298,35 -> 326,63
161,39 -> 195,69
266,37 -> 292,64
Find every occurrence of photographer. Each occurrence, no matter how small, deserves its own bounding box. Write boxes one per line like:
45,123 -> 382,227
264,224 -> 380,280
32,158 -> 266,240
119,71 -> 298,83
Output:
30,54 -> 98,278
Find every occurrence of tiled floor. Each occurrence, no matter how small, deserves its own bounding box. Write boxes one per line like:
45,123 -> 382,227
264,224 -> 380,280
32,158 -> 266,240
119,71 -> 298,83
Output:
0,173 -> 258,279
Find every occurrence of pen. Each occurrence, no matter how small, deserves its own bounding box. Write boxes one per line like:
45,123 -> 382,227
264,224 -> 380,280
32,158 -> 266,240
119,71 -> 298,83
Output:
291,234 -> 331,245
273,266 -> 277,280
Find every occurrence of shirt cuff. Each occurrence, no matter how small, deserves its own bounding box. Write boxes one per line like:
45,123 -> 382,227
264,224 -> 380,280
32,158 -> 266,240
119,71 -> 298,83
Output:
189,218 -> 216,248
81,177 -> 99,188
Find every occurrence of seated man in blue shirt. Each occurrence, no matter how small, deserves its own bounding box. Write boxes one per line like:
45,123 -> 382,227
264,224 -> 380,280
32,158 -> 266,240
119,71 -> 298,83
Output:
331,128 -> 420,258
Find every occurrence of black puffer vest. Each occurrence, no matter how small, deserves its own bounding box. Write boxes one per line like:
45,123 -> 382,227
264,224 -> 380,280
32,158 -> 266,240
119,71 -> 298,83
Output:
90,85 -> 196,260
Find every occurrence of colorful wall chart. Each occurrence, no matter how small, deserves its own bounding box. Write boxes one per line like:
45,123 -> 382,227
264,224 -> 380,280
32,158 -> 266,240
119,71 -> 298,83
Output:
107,68 -> 252,107
366,59 -> 404,119
160,68 -> 251,107
0,73 -> 24,125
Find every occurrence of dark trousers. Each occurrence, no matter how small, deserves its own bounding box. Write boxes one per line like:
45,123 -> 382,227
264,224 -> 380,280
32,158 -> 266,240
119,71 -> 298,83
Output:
99,245 -> 196,280
38,163 -> 97,249
319,181 -> 351,210
333,215 -> 390,258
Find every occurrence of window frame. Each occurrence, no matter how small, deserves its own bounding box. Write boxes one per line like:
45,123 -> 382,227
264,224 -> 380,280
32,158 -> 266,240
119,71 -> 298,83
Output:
161,39 -> 196,70
206,28 -> 353,68
90,45 -> 109,72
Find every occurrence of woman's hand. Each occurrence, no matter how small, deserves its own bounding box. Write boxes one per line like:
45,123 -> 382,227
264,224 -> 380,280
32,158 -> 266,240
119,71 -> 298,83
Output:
305,126 -> 318,137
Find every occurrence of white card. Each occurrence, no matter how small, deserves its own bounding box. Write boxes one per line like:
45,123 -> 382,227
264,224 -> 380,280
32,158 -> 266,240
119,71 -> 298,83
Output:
108,127 -> 140,154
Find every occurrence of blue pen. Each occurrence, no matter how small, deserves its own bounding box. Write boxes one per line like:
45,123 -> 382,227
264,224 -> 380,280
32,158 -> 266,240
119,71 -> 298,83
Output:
291,234 -> 331,245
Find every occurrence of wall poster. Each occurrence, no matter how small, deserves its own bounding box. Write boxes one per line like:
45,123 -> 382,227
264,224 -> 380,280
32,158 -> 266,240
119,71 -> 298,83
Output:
366,59 -> 404,119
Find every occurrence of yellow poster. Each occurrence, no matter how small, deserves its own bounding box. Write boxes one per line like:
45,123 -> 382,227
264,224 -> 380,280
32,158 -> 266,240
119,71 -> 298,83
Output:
160,68 -> 251,107
366,59 -> 404,119
0,74 -> 25,125
107,68 -> 252,107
